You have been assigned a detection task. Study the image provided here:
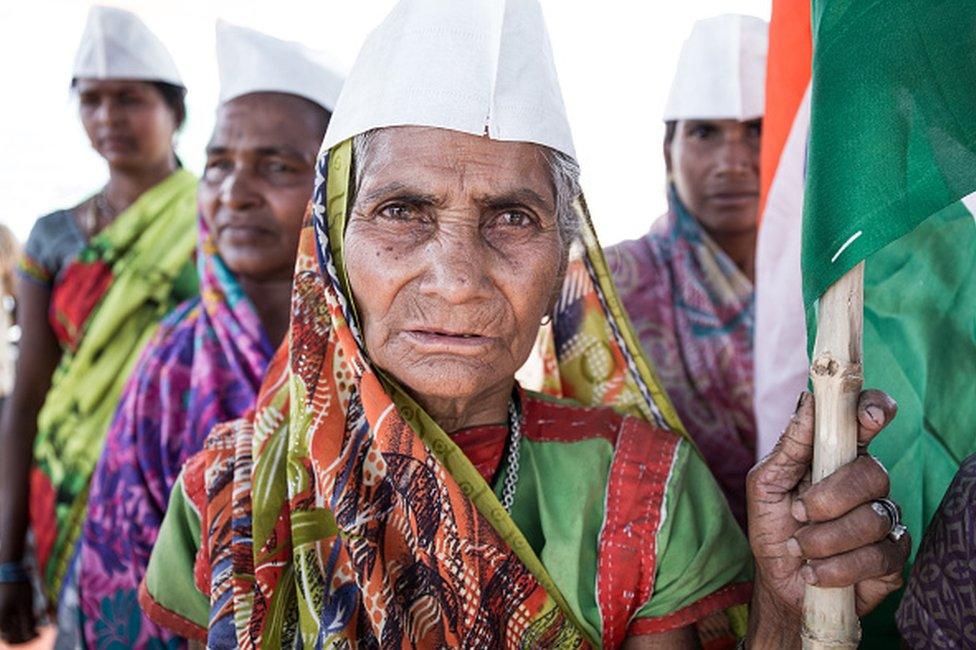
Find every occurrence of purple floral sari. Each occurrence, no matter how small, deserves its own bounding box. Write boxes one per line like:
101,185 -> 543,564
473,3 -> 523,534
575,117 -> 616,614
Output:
605,189 -> 756,528
76,221 -> 273,648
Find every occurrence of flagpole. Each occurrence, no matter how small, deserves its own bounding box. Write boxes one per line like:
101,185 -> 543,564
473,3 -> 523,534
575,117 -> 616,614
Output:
801,261 -> 864,649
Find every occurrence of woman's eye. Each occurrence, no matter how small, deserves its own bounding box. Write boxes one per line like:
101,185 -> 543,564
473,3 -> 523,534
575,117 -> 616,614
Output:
264,160 -> 301,176
203,160 -> 231,179
378,204 -> 416,221
690,124 -> 715,139
495,210 -> 535,228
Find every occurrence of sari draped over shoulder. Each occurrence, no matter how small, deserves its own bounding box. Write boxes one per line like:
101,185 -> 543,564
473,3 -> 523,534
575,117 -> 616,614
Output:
76,220 -> 273,648
605,190 -> 756,527
142,144 -> 751,649
29,169 -> 199,604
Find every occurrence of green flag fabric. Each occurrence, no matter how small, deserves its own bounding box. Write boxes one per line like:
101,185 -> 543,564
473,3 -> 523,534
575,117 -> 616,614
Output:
803,1 -> 976,646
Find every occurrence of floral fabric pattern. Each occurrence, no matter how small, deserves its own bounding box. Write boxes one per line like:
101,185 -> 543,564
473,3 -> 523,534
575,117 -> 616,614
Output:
605,189 -> 756,526
78,221 -> 273,648
30,170 -> 198,603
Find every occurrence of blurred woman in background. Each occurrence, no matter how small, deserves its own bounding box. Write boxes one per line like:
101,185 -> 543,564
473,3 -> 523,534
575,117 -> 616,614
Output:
0,6 -> 198,645
76,22 -> 342,648
606,15 -> 767,529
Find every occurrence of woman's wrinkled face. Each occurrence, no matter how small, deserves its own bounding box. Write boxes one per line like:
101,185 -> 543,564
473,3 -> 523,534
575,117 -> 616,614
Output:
345,126 -> 564,406
76,78 -> 177,170
667,118 -> 761,235
199,93 -> 326,282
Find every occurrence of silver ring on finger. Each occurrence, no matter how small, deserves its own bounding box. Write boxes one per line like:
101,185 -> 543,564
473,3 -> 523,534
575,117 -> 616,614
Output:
871,497 -> 903,540
888,523 -> 909,542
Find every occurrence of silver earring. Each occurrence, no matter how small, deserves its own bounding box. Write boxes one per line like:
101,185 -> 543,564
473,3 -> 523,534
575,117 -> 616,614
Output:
540,314 -> 552,326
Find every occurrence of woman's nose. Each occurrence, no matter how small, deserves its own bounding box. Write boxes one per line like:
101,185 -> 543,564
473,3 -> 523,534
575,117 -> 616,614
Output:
95,99 -> 123,126
715,134 -> 758,177
418,228 -> 491,304
219,169 -> 260,210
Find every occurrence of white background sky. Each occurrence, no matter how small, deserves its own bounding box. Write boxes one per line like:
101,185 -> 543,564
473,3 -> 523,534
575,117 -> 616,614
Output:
0,0 -> 769,246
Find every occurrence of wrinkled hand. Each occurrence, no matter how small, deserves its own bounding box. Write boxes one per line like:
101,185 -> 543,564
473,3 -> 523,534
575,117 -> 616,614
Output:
0,581 -> 38,645
747,390 -> 910,622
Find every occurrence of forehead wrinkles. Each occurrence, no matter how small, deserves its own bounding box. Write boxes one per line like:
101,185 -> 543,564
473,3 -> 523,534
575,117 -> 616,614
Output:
210,107 -> 314,156
360,131 -> 552,206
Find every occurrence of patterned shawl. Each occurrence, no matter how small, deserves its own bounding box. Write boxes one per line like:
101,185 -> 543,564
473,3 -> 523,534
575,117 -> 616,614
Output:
30,169 -> 198,602
155,142 -> 745,648
77,220 -> 273,648
605,189 -> 756,527
896,454 -> 976,648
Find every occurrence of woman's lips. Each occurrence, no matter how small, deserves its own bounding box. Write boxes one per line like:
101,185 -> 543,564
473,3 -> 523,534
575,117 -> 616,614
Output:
219,223 -> 275,243
100,135 -> 137,152
708,191 -> 758,207
402,329 -> 494,353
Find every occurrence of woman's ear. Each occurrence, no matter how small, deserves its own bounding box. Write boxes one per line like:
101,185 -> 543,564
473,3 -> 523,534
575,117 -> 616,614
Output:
663,120 -> 678,180
663,138 -> 673,179
546,248 -> 569,318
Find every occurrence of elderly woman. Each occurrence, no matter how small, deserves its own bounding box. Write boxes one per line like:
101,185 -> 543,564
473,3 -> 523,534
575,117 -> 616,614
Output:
0,6 -> 197,646
73,23 -> 343,648
140,2 -> 909,648
606,15 -> 767,528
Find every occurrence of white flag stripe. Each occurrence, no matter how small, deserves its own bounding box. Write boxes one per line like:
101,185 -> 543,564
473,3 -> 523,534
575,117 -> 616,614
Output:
753,84 -> 812,458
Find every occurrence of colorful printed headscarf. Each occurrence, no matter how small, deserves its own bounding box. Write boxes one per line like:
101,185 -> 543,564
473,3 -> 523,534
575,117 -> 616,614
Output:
605,188 -> 756,526
77,219 -> 274,648
30,169 -> 198,602
142,141 -> 750,648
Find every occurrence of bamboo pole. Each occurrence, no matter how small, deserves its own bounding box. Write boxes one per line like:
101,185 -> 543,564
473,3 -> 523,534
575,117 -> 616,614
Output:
801,262 -> 864,649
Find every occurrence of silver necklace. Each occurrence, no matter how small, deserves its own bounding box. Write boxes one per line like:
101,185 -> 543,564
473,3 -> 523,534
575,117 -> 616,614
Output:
499,396 -> 523,513
84,190 -> 118,236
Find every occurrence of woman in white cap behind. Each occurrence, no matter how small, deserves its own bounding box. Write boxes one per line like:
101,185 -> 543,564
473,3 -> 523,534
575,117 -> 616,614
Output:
606,15 -> 767,529
141,2 -> 907,648
0,6 -> 197,646
74,22 -> 343,648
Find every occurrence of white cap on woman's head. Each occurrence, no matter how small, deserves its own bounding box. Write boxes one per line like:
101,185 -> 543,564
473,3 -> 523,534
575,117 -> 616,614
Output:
321,0 -> 575,160
72,5 -> 183,87
215,21 -> 345,112
663,14 -> 768,122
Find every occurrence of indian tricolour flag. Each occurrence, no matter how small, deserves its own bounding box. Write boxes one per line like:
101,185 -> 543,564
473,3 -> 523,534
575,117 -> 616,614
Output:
754,0 -> 812,457
758,0 -> 976,646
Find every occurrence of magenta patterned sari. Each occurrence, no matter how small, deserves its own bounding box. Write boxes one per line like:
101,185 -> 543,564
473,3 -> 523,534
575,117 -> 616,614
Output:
76,221 -> 274,648
605,189 -> 756,527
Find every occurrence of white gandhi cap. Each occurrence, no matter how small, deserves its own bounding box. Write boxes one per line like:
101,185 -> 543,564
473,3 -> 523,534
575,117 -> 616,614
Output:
216,21 -> 345,112
321,0 -> 576,161
663,14 -> 768,122
72,5 -> 183,87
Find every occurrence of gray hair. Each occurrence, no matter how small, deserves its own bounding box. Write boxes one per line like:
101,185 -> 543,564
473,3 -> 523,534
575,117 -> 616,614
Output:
350,130 -> 582,248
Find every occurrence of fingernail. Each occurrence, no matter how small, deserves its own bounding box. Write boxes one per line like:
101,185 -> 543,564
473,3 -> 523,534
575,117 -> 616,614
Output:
792,499 -> 808,522
866,404 -> 885,427
795,391 -> 807,413
801,564 -> 818,585
786,537 -> 802,557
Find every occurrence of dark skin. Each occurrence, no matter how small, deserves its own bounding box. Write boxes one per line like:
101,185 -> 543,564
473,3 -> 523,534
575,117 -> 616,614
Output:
665,118 -> 761,282
200,92 -> 329,345
0,78 -> 179,645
